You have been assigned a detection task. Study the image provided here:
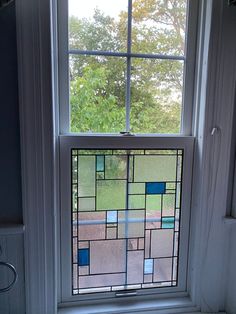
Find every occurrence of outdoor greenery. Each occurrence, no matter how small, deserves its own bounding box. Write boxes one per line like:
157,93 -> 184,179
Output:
69,0 -> 187,133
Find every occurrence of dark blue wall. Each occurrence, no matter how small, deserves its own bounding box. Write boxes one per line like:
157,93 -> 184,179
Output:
0,1 -> 22,223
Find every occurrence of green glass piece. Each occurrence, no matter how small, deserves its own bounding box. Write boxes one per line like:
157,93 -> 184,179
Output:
166,182 -> 176,189
128,156 -> 134,182
96,172 -> 104,179
72,149 -> 78,155
78,197 -> 95,211
97,180 -> 126,210
128,195 -> 145,209
72,155 -> 78,183
129,183 -> 145,194
146,195 -> 161,211
134,155 -> 177,182
105,155 -> 127,179
163,194 -> 175,216
129,150 -> 145,155
145,150 -> 177,155
78,150 -> 113,155
78,156 -> 95,197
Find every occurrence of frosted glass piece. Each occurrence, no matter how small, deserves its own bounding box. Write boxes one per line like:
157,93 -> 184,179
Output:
79,273 -> 126,289
90,239 -> 126,274
78,156 -> 95,197
78,212 -> 106,240
78,197 -> 95,211
163,194 -> 175,216
146,195 -> 161,211
118,210 -> 145,238
153,258 -> 172,282
106,227 -> 117,239
105,155 -> 127,179
151,229 -> 174,258
97,180 -> 126,210
127,251 -> 144,284
129,183 -> 145,194
128,195 -> 145,209
134,156 -> 176,182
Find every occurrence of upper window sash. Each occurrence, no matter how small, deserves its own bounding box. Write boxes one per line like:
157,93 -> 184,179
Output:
57,0 -> 199,135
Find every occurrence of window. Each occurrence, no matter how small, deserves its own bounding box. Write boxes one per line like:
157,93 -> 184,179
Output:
17,0 -> 236,312
58,0 -> 197,303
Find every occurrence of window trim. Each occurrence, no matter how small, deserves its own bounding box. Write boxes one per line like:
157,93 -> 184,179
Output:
58,0 -> 199,136
16,0 -> 236,312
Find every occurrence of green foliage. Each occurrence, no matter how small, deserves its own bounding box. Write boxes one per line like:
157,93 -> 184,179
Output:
69,0 -> 187,133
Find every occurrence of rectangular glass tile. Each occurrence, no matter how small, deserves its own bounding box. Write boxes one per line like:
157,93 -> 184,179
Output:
78,156 -> 95,197
144,259 -> 153,274
134,155 -> 177,182
96,156 -> 104,171
97,180 -> 126,210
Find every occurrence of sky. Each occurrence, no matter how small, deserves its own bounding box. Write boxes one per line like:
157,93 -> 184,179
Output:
69,0 -> 127,19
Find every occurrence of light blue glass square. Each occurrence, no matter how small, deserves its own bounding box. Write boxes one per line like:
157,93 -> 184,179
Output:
162,217 -> 175,229
107,211 -> 117,223
144,259 -> 153,274
96,155 -> 105,171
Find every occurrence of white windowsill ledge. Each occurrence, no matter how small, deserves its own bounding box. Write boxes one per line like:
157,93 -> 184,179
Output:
58,296 -> 201,314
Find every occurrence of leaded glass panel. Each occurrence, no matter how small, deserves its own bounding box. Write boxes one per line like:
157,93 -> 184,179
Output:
72,149 -> 183,294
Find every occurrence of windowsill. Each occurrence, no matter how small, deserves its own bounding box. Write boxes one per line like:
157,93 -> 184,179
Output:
58,296 -> 200,314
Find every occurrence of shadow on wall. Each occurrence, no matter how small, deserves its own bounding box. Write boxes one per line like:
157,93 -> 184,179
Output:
0,0 -> 22,224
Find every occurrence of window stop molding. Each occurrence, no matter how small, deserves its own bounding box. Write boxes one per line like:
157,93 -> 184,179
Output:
16,0 -> 236,313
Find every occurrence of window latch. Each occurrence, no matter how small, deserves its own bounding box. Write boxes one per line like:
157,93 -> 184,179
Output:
120,131 -> 135,136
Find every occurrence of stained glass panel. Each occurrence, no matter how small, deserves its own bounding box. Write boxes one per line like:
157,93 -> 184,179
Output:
72,149 -> 183,294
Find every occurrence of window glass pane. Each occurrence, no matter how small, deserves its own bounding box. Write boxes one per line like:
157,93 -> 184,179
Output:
131,0 -> 187,56
68,0 -> 128,52
69,55 -> 126,133
72,149 -> 183,295
130,59 -> 184,133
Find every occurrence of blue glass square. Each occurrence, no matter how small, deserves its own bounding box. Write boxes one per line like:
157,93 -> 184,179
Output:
162,217 -> 175,229
96,155 -> 105,171
144,259 -> 153,274
107,211 -> 117,223
146,182 -> 166,194
78,248 -> 89,266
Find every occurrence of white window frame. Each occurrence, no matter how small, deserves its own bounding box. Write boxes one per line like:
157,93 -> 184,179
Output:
16,0 -> 236,313
58,0 -> 197,303
60,135 -> 194,302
